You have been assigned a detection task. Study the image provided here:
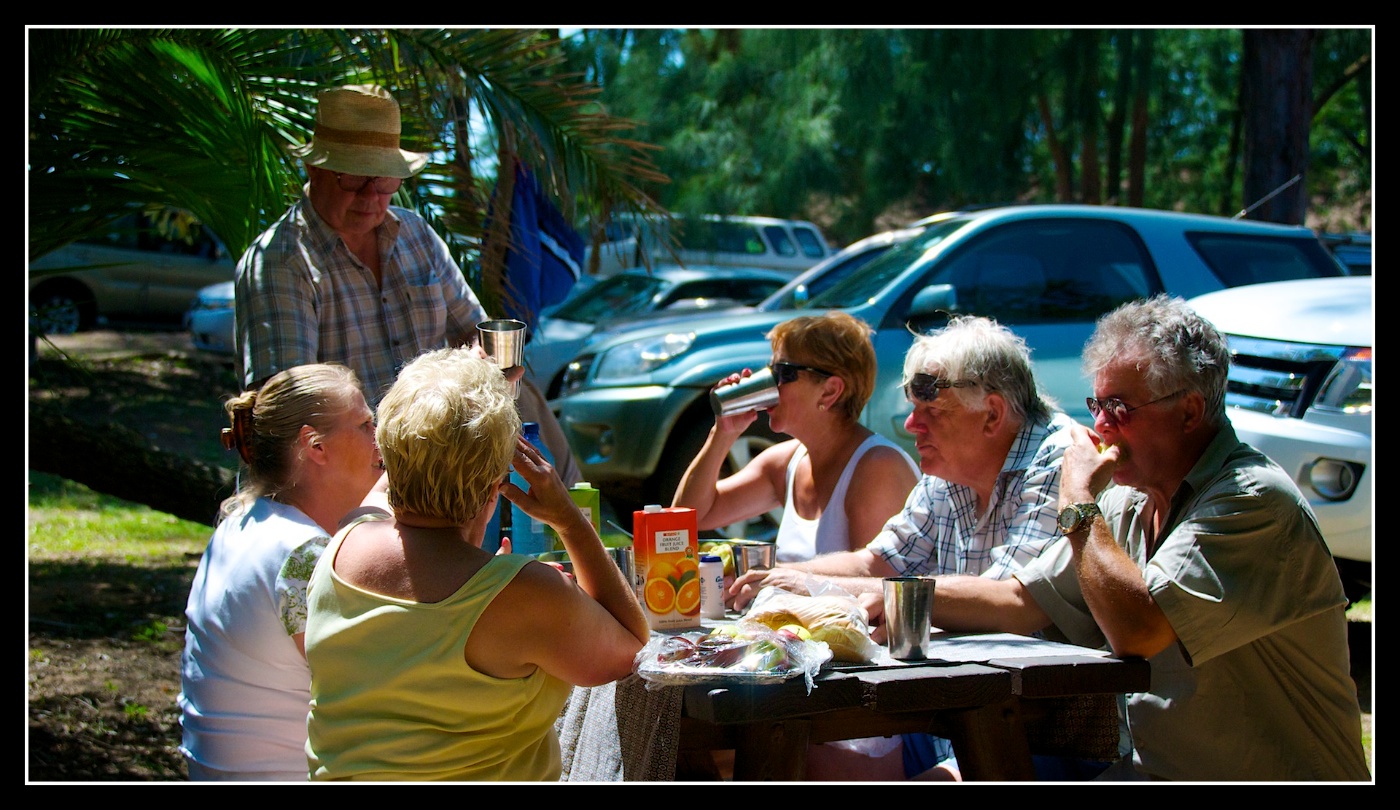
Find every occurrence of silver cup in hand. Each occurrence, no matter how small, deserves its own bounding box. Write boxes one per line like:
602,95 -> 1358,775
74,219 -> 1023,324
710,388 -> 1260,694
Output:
477,319 -> 527,397
710,367 -> 780,417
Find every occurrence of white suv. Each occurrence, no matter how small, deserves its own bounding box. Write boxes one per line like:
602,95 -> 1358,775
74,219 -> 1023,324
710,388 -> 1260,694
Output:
1188,276 -> 1372,601
586,213 -> 834,275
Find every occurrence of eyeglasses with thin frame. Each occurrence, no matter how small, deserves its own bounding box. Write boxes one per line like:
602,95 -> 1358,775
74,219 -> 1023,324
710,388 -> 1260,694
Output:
771,361 -> 833,385
904,373 -> 979,404
333,172 -> 403,195
1085,389 -> 1185,426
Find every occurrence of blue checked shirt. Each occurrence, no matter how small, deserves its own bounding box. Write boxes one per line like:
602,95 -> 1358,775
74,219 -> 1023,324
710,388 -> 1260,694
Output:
236,194 -> 488,407
869,411 -> 1075,580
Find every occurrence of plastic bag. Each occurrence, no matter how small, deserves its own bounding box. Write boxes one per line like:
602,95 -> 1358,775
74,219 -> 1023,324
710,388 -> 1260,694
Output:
634,622 -> 832,693
741,581 -> 885,664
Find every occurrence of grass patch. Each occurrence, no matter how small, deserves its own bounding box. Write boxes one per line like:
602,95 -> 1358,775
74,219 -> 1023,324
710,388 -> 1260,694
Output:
27,472 -> 209,563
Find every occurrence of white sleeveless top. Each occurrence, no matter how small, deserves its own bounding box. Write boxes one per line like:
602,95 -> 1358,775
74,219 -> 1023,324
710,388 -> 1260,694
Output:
774,434 -> 918,563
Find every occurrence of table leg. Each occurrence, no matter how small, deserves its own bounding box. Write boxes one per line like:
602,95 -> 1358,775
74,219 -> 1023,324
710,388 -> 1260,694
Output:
731,718 -> 812,781
943,697 -> 1035,781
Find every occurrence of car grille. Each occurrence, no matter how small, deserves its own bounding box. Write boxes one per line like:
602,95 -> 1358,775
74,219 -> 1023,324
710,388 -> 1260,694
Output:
1223,335 -> 1347,418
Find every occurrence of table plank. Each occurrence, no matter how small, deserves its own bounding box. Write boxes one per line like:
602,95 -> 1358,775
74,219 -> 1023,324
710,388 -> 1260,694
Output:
986,654 -> 1150,697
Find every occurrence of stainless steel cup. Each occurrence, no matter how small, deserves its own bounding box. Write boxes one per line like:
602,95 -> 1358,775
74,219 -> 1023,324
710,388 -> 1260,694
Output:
536,545 -> 635,586
883,576 -> 936,661
710,367 -> 780,417
729,539 -> 777,578
477,318 -> 527,397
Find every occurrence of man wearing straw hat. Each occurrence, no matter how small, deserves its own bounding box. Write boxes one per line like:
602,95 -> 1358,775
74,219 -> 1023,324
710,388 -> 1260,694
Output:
234,84 -> 579,485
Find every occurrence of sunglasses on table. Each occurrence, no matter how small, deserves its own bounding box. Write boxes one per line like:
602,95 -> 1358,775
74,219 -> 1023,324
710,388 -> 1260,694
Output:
771,361 -> 833,385
904,373 -> 979,403
333,172 -> 403,194
1085,389 -> 1185,426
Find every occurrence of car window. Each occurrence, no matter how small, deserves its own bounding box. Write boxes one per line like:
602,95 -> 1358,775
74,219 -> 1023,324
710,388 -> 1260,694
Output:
793,226 -> 827,259
680,221 -> 767,255
81,212 -> 224,259
763,225 -> 798,257
1188,233 -> 1345,286
552,274 -> 670,323
920,219 -> 1156,324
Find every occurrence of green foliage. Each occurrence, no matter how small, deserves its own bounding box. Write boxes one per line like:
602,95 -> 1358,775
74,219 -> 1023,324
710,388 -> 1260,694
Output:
27,27 -> 668,317
561,27 -> 1370,244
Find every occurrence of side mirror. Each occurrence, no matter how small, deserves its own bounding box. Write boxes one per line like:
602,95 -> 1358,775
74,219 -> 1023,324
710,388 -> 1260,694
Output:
908,283 -> 959,318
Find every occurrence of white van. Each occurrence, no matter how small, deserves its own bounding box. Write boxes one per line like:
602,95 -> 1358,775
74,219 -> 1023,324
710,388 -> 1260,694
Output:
585,213 -> 834,276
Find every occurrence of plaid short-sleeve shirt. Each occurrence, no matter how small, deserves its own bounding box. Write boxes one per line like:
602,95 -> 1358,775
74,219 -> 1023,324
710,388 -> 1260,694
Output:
235,194 -> 488,406
868,411 -> 1075,580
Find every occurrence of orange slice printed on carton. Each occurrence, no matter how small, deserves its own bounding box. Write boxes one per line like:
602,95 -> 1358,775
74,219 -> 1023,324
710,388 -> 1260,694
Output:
674,579 -> 701,616
674,557 -> 698,579
645,577 -> 677,614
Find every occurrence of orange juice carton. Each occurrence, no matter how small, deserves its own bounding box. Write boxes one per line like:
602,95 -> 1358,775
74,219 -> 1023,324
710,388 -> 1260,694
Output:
633,504 -> 701,631
549,482 -> 602,551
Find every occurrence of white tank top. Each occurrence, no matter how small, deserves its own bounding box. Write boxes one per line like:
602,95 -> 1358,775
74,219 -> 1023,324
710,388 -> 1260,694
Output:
774,434 -> 917,563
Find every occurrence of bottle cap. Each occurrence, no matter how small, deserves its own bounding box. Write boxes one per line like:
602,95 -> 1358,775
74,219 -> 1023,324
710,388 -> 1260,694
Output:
644,504 -> 662,512
700,554 -> 722,563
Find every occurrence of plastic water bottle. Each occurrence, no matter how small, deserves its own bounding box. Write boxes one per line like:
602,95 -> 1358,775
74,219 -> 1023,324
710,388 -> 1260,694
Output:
508,422 -> 554,555
700,553 -> 726,620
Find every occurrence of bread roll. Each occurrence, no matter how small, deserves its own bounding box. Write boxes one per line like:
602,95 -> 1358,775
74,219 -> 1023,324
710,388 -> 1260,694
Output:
746,592 -> 877,663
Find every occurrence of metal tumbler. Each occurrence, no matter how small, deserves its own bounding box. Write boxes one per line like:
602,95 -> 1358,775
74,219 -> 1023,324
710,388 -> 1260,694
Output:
477,318 -> 527,397
710,367 -> 780,417
883,576 -> 936,660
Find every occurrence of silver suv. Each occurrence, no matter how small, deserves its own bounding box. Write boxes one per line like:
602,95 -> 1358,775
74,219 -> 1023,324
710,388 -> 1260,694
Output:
554,204 -> 1347,539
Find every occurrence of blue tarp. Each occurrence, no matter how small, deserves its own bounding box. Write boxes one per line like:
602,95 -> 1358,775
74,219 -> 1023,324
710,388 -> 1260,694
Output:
484,163 -> 586,332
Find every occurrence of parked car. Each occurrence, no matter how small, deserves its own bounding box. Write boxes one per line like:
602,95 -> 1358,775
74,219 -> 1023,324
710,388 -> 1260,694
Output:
1188,276 -> 1372,601
552,204 -> 1347,538
585,213 -> 835,276
29,213 -> 235,335
185,280 -> 237,356
525,265 -> 790,398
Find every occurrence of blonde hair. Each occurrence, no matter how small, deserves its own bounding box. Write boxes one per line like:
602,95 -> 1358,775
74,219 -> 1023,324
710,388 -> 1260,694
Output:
220,364 -> 364,519
376,348 -> 521,524
767,311 -> 877,421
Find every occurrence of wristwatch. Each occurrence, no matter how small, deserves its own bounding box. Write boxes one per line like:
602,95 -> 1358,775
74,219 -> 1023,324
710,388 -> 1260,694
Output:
1057,502 -> 1101,534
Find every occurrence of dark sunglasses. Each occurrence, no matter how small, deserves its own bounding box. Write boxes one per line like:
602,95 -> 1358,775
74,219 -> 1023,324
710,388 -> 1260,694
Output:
334,172 -> 403,194
1085,389 -> 1185,426
771,361 -> 833,385
904,373 -> 979,403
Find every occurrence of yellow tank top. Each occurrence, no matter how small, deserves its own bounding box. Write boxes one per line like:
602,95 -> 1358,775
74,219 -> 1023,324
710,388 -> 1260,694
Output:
306,513 -> 572,781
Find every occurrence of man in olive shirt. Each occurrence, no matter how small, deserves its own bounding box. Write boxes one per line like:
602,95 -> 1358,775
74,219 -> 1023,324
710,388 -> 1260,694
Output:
869,296 -> 1369,781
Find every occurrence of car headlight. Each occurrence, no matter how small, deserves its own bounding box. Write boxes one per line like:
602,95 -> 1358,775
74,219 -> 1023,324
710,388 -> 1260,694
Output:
592,331 -> 697,381
1313,347 -> 1371,414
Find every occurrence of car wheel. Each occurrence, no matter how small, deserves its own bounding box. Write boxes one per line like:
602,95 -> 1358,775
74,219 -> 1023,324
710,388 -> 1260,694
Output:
651,412 -> 783,543
29,281 -> 95,335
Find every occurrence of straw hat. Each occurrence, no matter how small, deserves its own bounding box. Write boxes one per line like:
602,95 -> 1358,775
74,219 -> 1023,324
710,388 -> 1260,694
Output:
291,84 -> 429,179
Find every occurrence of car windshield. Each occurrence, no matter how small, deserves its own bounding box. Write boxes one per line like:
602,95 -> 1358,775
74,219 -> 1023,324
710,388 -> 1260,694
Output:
803,217 -> 973,309
759,243 -> 897,311
551,274 -> 671,324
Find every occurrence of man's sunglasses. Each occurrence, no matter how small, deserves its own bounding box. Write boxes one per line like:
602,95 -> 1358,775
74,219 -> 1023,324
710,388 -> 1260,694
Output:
1085,389 -> 1185,426
334,172 -> 403,194
904,373 -> 979,403
771,361 -> 833,385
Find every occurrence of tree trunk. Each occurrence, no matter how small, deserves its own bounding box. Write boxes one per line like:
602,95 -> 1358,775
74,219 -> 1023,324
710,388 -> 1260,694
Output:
28,404 -> 236,527
1241,29 -> 1315,224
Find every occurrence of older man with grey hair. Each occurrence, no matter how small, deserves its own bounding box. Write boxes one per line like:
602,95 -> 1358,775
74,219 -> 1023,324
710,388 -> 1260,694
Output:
864,295 -> 1370,781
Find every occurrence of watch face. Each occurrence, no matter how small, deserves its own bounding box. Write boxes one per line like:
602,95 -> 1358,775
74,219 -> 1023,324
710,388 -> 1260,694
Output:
1058,506 -> 1078,531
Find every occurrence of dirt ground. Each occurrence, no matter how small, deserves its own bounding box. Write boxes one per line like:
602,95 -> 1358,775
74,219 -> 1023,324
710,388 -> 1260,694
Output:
25,330 -> 1374,782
